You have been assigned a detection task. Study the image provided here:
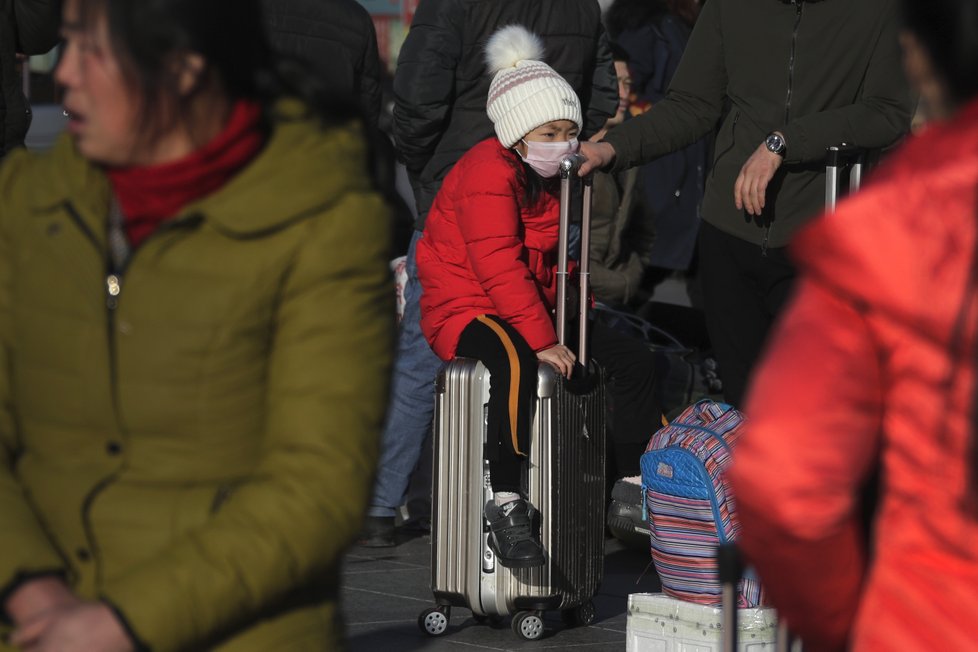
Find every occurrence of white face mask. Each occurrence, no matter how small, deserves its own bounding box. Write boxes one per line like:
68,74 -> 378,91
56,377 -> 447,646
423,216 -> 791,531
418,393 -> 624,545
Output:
518,138 -> 580,178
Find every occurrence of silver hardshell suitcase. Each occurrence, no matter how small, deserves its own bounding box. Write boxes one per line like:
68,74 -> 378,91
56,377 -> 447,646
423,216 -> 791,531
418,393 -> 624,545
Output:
418,155 -> 607,641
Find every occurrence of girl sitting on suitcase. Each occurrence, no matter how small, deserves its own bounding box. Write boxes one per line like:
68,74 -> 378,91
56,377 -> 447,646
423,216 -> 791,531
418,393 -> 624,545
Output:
417,25 -> 660,568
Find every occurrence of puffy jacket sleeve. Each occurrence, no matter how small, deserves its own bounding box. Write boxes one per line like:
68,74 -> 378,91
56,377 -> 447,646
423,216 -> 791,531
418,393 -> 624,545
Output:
730,277 -> 883,652
98,189 -> 394,651
391,0 -> 463,179
778,0 -> 912,163
603,0 -> 727,171
12,0 -> 62,54
455,160 -> 557,352
354,5 -> 383,133
0,152 -> 70,617
584,25 -> 620,139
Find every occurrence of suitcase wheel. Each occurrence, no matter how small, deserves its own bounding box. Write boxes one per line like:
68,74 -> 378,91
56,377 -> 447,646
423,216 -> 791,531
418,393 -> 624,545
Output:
418,606 -> 450,637
561,601 -> 596,628
511,610 -> 545,641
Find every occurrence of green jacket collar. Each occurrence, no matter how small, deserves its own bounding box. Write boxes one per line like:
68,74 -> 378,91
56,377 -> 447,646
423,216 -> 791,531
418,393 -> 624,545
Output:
32,100 -> 372,238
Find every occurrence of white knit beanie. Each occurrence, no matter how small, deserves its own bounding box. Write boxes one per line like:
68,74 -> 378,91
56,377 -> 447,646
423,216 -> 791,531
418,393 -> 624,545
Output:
485,25 -> 583,148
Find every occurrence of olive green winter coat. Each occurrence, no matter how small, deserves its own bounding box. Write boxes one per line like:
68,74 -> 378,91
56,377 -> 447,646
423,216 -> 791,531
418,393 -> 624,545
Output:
0,104 -> 393,651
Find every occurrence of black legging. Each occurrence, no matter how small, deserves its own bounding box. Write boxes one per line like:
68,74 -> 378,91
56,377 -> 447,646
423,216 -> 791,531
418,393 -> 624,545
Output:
456,314 -> 538,494
590,318 -> 661,481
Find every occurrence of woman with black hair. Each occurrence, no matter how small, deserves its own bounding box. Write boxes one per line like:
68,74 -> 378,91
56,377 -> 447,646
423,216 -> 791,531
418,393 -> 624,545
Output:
730,1 -> 978,649
0,0 -> 393,650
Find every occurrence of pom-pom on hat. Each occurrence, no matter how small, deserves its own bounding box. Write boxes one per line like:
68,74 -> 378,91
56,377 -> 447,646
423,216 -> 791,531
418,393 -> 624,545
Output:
485,25 -> 582,147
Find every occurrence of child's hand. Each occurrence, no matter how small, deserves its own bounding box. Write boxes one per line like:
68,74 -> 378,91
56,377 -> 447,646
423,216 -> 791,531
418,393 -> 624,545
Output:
537,345 -> 576,379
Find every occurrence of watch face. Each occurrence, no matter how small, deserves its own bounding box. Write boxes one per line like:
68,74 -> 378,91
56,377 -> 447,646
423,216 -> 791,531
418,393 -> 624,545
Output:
766,134 -> 785,154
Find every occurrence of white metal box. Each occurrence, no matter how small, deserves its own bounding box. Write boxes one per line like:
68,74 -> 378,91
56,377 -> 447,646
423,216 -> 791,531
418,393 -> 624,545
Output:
626,593 -> 779,652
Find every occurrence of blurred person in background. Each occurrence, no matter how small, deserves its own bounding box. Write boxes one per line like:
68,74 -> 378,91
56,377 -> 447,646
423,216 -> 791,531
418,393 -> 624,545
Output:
261,0 -> 416,262
731,0 -> 978,649
0,0 -> 393,650
262,0 -> 382,134
361,0 -> 619,547
604,0 -> 709,289
587,42 -> 656,310
1,0 -> 62,157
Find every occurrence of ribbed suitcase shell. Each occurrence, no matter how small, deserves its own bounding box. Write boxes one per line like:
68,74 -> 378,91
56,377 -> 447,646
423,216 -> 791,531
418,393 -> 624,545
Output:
430,357 -> 606,616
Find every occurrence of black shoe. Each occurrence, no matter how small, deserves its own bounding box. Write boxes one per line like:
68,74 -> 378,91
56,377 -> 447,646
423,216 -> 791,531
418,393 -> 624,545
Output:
358,515 -> 396,547
485,500 -> 545,568
400,515 -> 431,535
606,478 -> 650,550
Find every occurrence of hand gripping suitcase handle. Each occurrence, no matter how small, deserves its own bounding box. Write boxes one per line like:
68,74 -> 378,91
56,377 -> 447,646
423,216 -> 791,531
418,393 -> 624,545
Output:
557,154 -> 593,368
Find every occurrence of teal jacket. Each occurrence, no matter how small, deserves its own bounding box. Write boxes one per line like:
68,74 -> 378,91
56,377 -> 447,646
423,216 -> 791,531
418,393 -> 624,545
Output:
0,104 -> 393,651
604,0 -> 914,248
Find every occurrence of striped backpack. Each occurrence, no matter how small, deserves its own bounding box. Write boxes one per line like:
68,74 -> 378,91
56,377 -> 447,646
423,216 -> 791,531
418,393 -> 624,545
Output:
640,399 -> 763,607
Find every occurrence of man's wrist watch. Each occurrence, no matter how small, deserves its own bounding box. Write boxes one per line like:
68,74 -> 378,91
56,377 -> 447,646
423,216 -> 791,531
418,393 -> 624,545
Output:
765,132 -> 787,157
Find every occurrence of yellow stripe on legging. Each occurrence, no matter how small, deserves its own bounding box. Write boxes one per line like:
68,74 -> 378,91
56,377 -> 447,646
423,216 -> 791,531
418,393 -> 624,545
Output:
476,315 -> 526,456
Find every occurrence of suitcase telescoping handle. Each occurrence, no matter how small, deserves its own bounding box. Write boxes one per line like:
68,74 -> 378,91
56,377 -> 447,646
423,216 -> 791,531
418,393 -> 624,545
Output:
825,144 -> 865,212
717,543 -> 742,652
556,154 -> 593,369
717,543 -> 796,652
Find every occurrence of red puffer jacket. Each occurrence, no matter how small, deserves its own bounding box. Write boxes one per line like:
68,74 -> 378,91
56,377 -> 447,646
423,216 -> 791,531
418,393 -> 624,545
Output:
730,98 -> 978,652
417,138 -> 563,361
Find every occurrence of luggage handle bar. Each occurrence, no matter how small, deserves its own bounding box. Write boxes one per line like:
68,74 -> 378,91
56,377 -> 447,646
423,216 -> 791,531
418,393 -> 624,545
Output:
825,144 -> 865,212
717,543 -> 799,652
557,154 -> 593,370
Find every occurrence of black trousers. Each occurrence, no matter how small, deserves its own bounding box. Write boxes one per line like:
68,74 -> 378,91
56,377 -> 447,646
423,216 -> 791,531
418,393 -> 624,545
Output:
590,318 -> 661,481
698,221 -> 797,408
456,314 -> 661,494
456,315 -> 537,493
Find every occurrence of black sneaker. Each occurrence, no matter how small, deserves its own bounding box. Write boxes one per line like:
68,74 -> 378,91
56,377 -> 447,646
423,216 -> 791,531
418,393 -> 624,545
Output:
606,478 -> 651,550
358,515 -> 396,548
485,499 -> 545,568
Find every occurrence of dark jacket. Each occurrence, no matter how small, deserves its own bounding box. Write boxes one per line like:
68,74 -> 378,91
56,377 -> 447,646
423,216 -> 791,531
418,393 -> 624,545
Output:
589,167 -> 654,306
617,13 -> 710,271
0,0 -> 61,157
263,0 -> 383,132
604,0 -> 914,248
393,0 -> 618,229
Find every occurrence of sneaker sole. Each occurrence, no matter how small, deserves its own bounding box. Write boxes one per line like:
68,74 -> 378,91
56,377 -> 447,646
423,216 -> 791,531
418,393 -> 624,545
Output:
357,536 -> 396,548
487,539 -> 545,568
606,513 -> 650,550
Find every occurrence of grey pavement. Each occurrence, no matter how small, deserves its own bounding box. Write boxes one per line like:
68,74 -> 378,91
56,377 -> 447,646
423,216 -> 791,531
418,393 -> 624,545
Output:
341,532 -> 659,651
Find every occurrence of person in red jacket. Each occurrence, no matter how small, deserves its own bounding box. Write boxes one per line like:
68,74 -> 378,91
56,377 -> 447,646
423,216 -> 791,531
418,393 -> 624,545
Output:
417,25 -> 659,568
729,0 -> 978,649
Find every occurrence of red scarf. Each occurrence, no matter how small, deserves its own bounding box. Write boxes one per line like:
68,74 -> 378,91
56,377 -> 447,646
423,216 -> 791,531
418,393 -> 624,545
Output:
106,100 -> 266,248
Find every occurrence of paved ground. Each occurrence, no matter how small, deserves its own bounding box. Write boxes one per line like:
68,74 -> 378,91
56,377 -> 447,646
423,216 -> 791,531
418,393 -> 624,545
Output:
341,532 -> 659,651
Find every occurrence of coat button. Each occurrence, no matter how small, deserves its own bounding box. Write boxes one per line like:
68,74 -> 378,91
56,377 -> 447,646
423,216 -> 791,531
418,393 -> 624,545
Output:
106,441 -> 123,456
76,547 -> 91,562
118,321 -> 131,335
